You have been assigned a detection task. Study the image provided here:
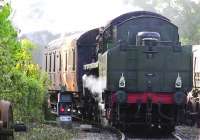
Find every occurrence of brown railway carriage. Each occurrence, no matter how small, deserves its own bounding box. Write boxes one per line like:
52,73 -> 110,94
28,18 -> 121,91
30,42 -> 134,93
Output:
44,29 -> 99,114
45,35 -> 78,92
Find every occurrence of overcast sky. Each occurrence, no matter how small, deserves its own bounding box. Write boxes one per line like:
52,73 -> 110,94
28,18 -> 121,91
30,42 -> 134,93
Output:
11,0 -> 138,34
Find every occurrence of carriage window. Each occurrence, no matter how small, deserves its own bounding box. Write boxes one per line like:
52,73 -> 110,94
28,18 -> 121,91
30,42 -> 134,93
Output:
59,53 -> 61,71
53,53 -> 56,72
49,54 -> 52,72
65,52 -> 67,71
72,49 -> 75,71
45,55 -> 48,72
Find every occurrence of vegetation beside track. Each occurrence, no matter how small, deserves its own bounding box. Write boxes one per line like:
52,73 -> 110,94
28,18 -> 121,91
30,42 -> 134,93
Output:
14,123 -> 75,140
0,4 -> 48,123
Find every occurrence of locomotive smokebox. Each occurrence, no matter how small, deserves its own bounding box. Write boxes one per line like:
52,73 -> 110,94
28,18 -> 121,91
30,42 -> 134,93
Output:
136,32 -> 160,47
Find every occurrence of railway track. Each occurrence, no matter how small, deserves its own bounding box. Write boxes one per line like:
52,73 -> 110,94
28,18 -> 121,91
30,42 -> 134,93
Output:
72,116 -> 198,140
172,133 -> 183,140
44,116 -> 123,140
124,129 -> 177,140
172,125 -> 200,140
72,116 -> 181,140
45,116 -> 200,140
124,126 -> 200,140
71,123 -> 124,140
71,116 -> 124,140
125,134 -> 177,140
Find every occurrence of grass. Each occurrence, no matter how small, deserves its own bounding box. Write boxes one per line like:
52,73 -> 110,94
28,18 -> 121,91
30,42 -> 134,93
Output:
14,123 -> 75,140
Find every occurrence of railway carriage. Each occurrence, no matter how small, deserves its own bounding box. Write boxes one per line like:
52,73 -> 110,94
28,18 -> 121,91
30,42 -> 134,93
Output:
186,45 -> 200,126
44,29 -> 99,116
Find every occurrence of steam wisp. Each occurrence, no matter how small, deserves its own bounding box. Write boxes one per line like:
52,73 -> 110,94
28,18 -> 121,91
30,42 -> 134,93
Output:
82,74 -> 106,101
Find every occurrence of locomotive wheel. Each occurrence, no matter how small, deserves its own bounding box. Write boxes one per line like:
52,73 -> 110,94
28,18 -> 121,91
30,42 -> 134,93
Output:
186,101 -> 196,126
94,103 -> 100,123
99,109 -> 108,126
0,100 -> 14,140
110,104 -> 118,127
87,98 -> 93,121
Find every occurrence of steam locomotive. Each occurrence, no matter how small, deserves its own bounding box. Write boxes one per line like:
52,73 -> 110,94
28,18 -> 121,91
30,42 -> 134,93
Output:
44,11 -> 200,131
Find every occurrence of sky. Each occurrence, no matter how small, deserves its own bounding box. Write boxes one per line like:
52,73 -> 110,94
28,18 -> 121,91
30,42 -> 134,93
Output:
11,0 -> 137,34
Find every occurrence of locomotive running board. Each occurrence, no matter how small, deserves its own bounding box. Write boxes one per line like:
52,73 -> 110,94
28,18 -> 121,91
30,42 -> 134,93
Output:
83,62 -> 99,70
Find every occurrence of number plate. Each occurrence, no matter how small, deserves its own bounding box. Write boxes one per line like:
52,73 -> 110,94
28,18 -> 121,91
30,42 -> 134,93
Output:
59,116 -> 72,122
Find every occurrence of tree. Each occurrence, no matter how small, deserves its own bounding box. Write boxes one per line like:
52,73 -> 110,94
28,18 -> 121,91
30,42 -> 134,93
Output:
0,5 -> 48,122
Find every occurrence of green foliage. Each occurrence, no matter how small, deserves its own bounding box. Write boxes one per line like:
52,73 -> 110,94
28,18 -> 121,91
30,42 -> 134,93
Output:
15,123 -> 74,140
124,0 -> 200,45
0,5 -> 48,122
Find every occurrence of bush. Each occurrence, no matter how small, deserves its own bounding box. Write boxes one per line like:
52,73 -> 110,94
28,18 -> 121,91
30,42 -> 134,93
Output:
0,5 -> 49,123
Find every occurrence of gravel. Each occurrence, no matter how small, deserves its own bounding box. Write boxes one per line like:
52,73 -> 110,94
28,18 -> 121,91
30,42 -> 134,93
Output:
175,125 -> 200,140
15,123 -> 200,140
71,131 -> 118,140
71,123 -> 118,140
14,122 -> 118,140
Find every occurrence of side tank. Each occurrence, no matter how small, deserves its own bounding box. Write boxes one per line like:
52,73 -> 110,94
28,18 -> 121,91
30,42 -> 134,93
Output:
99,44 -> 193,92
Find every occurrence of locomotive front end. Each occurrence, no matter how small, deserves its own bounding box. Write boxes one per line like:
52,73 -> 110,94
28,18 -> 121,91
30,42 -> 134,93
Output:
98,12 -> 193,130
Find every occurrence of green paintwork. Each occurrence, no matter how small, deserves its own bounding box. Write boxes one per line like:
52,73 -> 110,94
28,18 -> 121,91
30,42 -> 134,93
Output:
99,45 -> 193,92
